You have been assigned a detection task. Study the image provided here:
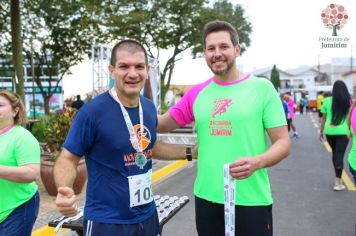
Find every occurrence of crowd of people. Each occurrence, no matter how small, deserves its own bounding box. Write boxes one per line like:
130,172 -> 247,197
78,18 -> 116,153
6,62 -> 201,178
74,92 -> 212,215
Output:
0,19 -> 355,236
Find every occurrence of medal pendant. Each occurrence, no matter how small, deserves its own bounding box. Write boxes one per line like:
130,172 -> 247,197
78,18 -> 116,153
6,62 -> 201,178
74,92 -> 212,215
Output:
135,152 -> 147,169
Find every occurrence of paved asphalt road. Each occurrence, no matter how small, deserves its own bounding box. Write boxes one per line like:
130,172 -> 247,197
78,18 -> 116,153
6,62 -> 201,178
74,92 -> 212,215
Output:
154,112 -> 356,236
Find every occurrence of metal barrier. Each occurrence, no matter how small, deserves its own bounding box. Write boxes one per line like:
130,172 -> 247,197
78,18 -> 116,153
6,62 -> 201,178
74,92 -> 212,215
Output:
48,195 -> 189,235
157,133 -> 196,145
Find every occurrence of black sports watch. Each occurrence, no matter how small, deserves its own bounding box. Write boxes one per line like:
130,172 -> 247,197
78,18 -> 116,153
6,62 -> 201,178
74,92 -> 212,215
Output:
186,146 -> 192,161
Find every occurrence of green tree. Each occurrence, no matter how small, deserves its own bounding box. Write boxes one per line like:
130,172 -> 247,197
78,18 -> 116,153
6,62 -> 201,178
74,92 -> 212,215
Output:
0,4 -> 11,58
1,0 -> 105,114
0,0 -> 252,113
270,65 -> 280,91
0,3 -> 15,92
22,0 -> 105,114
190,0 -> 252,57
105,0 -> 252,107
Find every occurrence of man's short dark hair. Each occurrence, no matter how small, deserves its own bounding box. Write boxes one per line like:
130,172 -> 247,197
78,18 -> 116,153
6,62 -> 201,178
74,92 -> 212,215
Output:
110,39 -> 148,66
202,20 -> 239,49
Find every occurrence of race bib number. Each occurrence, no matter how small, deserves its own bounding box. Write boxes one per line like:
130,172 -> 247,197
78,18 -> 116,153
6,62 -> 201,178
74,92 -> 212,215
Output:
128,169 -> 153,207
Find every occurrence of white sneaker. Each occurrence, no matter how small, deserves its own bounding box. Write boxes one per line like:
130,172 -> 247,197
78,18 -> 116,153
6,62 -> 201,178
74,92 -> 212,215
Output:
333,183 -> 346,191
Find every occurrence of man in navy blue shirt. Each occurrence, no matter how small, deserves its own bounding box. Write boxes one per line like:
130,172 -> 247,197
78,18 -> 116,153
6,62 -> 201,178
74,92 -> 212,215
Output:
54,39 -> 195,236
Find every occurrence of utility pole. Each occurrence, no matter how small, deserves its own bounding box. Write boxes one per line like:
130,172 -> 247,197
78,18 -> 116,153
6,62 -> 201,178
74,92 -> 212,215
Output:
318,54 -> 321,85
10,0 -> 25,101
31,39 -> 36,119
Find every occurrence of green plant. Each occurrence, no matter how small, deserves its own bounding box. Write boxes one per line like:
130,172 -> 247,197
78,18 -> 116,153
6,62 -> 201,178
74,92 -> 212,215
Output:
160,102 -> 168,114
30,117 -> 48,142
44,108 -> 77,157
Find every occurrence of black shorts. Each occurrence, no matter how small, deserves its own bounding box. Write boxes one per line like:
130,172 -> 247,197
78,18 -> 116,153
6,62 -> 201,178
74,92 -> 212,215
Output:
195,196 -> 273,236
318,109 -> 323,118
287,118 -> 292,132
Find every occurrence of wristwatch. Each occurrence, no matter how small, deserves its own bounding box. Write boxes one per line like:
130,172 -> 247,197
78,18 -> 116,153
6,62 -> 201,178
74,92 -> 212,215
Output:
186,146 -> 192,161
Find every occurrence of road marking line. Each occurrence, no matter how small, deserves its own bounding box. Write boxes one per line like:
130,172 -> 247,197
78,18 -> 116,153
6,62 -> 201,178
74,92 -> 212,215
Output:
314,123 -> 318,128
152,160 -> 189,183
342,170 -> 356,191
32,225 -> 67,235
323,141 -> 332,152
32,160 -> 190,236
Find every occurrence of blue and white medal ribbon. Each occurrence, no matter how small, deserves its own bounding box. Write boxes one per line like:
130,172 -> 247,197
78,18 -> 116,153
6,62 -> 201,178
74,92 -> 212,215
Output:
110,87 -> 146,169
224,164 -> 236,236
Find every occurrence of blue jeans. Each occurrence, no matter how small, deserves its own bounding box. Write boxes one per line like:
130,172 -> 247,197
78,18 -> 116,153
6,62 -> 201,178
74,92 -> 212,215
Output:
350,165 -> 356,185
0,191 -> 40,236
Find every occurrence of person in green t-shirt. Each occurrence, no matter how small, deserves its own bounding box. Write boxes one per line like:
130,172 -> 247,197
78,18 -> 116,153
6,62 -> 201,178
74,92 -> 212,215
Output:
299,96 -> 306,115
317,91 -> 324,122
348,101 -> 356,184
320,80 -> 351,191
158,20 -> 291,236
0,90 -> 40,236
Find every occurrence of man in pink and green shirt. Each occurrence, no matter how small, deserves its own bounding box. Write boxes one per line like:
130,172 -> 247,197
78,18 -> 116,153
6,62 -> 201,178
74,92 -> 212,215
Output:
158,20 -> 290,236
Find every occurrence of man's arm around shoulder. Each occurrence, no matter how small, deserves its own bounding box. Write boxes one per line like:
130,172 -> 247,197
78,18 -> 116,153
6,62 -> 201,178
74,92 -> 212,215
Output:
157,113 -> 180,133
152,141 -> 197,161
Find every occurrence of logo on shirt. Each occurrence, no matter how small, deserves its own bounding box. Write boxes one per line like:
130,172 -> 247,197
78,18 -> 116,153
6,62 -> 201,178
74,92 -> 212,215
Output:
212,98 -> 232,118
131,124 -> 151,150
209,98 -> 233,136
124,124 -> 153,167
209,121 -> 232,136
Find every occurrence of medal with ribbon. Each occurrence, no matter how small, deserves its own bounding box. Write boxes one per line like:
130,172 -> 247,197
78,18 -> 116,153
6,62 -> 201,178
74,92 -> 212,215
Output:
224,164 -> 236,236
110,87 -> 147,169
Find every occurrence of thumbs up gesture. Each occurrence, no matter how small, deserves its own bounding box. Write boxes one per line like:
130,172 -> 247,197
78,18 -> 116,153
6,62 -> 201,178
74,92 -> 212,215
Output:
56,186 -> 78,217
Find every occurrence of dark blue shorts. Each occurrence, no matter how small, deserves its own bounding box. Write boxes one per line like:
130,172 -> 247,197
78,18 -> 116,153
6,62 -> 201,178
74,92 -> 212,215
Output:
0,191 -> 40,236
83,211 -> 160,236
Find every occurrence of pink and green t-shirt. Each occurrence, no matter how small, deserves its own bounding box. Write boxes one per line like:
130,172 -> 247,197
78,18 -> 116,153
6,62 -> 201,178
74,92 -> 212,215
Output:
169,75 -> 287,205
348,107 -> 356,171
321,97 -> 350,135
287,98 -> 295,119
0,126 -> 40,223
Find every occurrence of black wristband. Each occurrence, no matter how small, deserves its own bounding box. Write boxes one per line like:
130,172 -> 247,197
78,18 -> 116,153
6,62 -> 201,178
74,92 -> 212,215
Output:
186,146 -> 192,161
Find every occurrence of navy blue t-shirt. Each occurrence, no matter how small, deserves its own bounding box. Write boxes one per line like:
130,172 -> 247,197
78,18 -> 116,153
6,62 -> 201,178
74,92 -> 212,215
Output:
63,92 -> 157,224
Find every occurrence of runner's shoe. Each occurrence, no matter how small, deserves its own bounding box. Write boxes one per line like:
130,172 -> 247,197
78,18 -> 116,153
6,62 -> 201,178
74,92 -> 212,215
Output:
333,183 -> 346,191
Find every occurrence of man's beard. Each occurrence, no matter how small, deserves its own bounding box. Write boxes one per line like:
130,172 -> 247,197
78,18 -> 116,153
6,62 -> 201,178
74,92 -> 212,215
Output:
209,59 -> 235,76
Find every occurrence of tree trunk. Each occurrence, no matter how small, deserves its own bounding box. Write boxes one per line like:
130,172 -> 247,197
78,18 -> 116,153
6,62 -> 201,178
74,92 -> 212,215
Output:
10,0 -> 25,101
44,96 -> 51,115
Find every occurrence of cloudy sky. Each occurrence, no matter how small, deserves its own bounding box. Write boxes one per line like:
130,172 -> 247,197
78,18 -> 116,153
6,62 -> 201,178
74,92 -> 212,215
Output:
63,0 -> 356,98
